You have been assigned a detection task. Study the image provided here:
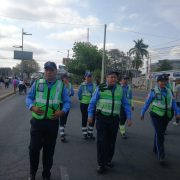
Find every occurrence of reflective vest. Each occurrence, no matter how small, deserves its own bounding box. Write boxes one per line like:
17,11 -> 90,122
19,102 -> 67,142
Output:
80,82 -> 96,104
32,79 -> 63,120
96,84 -> 123,116
150,86 -> 173,119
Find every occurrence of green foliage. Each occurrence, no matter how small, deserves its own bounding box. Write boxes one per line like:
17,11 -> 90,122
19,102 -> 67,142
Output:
12,59 -> 40,78
107,49 -> 131,76
129,39 -> 149,71
156,60 -> 173,71
66,42 -> 102,76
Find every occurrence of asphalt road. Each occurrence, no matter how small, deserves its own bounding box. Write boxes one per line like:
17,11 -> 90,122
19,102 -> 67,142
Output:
0,93 -> 180,180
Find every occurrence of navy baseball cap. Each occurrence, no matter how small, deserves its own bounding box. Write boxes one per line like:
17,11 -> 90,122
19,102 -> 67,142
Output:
44,61 -> 57,70
157,75 -> 166,82
106,70 -> 119,76
122,75 -> 129,80
85,72 -> 92,77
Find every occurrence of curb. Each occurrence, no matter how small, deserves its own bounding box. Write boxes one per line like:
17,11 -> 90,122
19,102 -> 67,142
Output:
0,92 -> 14,101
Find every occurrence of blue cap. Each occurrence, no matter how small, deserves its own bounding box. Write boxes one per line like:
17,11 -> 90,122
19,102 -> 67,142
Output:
122,75 -> 129,80
106,70 -> 119,76
85,72 -> 92,77
157,75 -> 166,81
44,61 -> 57,70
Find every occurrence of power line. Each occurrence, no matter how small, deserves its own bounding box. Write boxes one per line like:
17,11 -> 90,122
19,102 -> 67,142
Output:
150,38 -> 180,48
150,44 -> 180,51
0,14 -> 179,40
0,14 -> 104,27
107,26 -> 179,39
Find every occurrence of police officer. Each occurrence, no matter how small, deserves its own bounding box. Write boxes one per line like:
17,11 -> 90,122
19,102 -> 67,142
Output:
78,72 -> 96,140
59,73 -> 74,142
140,74 -> 179,164
119,76 -> 134,139
26,61 -> 70,180
88,70 -> 132,174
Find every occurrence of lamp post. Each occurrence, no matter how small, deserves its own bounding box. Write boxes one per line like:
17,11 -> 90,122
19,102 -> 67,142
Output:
21,28 -> 32,78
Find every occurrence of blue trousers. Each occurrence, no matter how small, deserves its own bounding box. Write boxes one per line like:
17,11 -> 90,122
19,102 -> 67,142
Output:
150,113 -> 169,160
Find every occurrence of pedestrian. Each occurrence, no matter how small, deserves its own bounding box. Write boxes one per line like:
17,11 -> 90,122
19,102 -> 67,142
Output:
0,77 -> 4,88
78,72 -> 96,140
4,77 -> 9,88
173,78 -> 180,126
88,70 -> 132,174
26,61 -> 70,180
140,74 -> 179,164
119,76 -> 134,139
12,77 -> 19,93
59,73 -> 74,142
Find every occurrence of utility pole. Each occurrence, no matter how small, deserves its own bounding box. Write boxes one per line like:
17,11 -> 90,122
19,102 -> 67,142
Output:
101,24 -> 107,83
67,49 -> 69,58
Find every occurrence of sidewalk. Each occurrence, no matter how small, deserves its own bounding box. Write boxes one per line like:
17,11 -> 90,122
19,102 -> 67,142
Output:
0,84 -> 14,101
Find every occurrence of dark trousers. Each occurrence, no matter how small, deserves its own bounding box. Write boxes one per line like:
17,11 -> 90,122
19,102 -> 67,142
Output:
60,111 -> 69,126
80,103 -> 95,135
29,118 -> 59,178
176,102 -> 180,123
96,115 -> 119,166
150,113 -> 169,160
119,107 -> 127,125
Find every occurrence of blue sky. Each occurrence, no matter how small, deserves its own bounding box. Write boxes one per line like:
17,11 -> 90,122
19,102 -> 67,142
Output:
0,0 -> 180,70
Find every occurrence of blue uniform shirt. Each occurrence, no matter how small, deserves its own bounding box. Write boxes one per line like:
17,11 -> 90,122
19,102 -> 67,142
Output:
121,84 -> 133,99
26,79 -> 71,113
88,83 -> 131,120
141,86 -> 179,117
78,82 -> 95,100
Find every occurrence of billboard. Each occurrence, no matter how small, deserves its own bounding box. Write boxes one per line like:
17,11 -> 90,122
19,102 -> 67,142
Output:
14,50 -> 33,60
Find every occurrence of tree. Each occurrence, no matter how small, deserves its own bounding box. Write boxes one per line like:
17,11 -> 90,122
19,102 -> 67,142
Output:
66,42 -> 103,76
107,49 -> 132,76
156,60 -> 173,71
12,59 -> 40,78
129,39 -> 149,73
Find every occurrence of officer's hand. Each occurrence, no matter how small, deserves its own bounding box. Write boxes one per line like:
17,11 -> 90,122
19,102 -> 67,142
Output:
51,110 -> 64,120
140,115 -> 144,121
31,106 -> 44,115
131,106 -> 134,111
127,120 -> 132,127
88,118 -> 93,124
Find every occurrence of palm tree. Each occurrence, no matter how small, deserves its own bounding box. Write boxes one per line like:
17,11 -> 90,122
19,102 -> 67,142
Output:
129,39 -> 149,76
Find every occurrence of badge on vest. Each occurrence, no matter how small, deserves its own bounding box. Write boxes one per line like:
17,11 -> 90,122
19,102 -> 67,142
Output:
38,83 -> 44,92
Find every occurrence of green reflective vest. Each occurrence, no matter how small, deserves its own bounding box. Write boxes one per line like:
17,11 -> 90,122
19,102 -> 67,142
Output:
96,84 -> 123,116
80,82 -> 96,104
150,86 -> 173,119
32,79 -> 63,120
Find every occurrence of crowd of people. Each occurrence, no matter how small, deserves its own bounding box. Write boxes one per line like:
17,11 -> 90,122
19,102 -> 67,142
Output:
25,61 -> 180,180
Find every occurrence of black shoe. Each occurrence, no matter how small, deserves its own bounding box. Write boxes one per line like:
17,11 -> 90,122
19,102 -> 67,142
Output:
28,174 -> 35,180
88,134 -> 95,140
61,135 -> 66,142
107,162 -> 114,168
83,134 -> 88,140
97,166 -> 106,174
121,133 -> 127,139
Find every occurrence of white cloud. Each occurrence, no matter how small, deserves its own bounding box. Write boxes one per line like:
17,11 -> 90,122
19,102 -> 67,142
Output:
97,43 -> 116,50
48,28 -> 88,42
128,13 -> 138,20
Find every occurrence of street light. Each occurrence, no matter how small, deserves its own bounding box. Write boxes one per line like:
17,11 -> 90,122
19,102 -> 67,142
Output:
13,28 -> 32,78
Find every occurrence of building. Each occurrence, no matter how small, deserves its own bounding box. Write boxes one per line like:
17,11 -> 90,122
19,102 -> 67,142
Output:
151,59 -> 180,72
